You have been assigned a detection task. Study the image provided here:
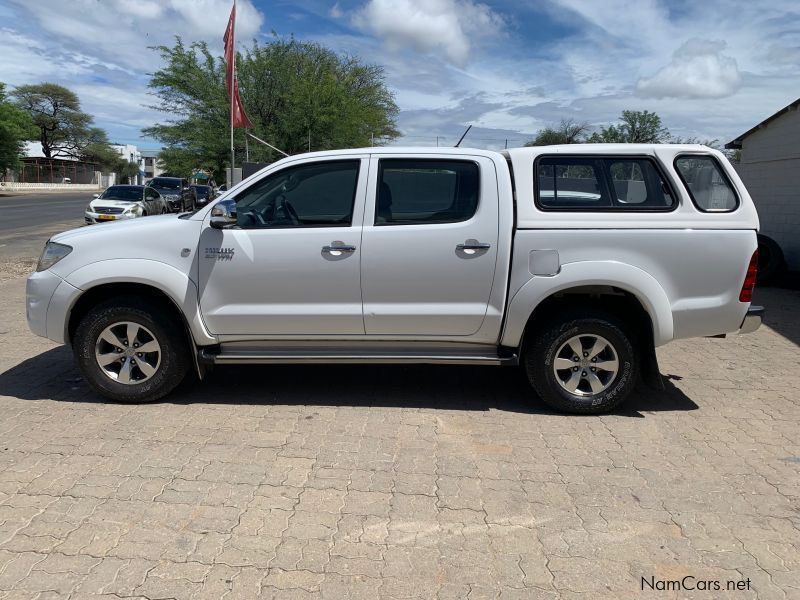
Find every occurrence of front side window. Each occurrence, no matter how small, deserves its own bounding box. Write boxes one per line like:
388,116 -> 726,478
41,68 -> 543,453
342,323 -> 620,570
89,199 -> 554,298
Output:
145,188 -> 159,200
376,159 -> 479,225
674,155 -> 738,212
233,160 -> 360,229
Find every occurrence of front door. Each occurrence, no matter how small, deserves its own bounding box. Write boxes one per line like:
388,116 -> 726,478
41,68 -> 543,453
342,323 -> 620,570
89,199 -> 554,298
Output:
198,157 -> 367,336
360,155 -> 499,336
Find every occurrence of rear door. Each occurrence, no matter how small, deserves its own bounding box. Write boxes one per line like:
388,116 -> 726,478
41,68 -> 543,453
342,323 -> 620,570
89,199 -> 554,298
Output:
359,154 -> 499,336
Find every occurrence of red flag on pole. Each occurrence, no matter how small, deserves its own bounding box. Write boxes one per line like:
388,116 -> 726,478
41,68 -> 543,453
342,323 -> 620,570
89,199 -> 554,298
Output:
223,1 -> 252,129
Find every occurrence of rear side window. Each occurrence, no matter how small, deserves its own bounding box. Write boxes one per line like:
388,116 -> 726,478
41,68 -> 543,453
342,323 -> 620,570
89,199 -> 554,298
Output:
537,158 -> 608,208
376,159 -> 479,225
674,155 -> 738,212
607,159 -> 674,208
536,156 -> 674,210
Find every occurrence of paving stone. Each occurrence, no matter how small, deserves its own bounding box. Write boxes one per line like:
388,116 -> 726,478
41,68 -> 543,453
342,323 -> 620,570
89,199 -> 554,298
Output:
0,277 -> 798,598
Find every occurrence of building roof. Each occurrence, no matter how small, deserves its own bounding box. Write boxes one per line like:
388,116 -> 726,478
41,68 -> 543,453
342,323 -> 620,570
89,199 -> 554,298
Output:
725,97 -> 800,149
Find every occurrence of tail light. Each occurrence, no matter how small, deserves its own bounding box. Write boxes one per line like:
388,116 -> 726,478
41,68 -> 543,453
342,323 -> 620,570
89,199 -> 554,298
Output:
739,250 -> 758,302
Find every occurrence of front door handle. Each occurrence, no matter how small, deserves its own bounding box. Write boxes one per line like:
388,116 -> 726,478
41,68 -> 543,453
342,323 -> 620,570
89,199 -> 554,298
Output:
456,240 -> 492,251
322,242 -> 356,254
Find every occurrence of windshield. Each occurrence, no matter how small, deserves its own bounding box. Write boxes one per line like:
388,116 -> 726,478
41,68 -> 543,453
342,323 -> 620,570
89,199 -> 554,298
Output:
100,186 -> 142,201
149,178 -> 181,190
193,186 -> 210,198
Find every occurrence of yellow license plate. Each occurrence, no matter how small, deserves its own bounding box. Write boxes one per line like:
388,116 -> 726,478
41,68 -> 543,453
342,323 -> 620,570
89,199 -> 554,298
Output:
97,214 -> 116,220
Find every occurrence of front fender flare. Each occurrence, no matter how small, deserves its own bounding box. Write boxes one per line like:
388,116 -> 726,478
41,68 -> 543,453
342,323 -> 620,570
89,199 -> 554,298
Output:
59,259 -> 216,346
500,261 -> 674,348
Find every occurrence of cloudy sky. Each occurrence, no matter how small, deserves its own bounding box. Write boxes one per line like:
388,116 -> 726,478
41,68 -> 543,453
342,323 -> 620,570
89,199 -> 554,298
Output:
1,0 -> 798,150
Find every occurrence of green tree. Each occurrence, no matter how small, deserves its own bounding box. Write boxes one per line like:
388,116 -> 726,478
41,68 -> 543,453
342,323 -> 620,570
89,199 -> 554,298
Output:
11,83 -> 107,159
588,110 -> 670,143
0,83 -> 36,174
80,128 -> 121,169
525,119 -> 590,146
144,37 -> 400,179
114,159 -> 140,184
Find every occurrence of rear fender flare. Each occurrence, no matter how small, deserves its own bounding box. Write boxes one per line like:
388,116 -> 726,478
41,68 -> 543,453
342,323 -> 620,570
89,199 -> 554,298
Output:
500,261 -> 674,348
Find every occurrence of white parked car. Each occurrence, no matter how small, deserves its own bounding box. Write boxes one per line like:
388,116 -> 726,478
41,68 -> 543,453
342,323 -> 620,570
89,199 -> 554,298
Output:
28,145 -> 763,413
85,185 -> 168,224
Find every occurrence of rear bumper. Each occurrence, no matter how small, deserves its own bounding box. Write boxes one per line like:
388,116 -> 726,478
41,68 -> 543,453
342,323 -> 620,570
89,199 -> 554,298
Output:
739,305 -> 764,334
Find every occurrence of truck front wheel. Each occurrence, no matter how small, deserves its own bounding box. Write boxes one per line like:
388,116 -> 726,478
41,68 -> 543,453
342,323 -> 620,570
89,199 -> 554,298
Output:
524,312 -> 638,414
73,297 -> 189,403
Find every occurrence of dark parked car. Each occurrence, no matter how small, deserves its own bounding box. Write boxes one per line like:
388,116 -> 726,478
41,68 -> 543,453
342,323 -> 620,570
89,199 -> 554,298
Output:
190,184 -> 214,207
146,177 -> 195,212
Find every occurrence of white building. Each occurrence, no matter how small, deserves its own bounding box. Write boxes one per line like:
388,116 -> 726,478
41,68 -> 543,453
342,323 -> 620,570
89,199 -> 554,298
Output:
727,98 -> 800,274
140,149 -> 165,181
110,144 -> 144,184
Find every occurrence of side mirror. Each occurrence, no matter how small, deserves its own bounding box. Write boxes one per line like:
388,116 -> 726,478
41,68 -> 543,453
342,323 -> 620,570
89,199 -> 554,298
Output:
210,199 -> 237,229
93,193 -> 100,199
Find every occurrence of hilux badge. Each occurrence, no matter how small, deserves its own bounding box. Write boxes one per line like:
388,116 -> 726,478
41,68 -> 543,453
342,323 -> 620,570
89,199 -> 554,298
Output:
205,247 -> 235,260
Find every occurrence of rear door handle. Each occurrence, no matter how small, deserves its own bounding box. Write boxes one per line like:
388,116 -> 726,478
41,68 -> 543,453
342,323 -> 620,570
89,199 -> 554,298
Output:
456,240 -> 492,251
322,242 -> 356,254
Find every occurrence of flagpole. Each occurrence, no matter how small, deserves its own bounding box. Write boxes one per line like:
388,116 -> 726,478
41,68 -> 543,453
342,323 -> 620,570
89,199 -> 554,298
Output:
230,0 -> 236,184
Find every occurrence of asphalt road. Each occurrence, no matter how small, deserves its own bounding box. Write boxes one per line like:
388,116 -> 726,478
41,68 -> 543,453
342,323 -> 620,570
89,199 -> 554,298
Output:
0,192 -> 89,260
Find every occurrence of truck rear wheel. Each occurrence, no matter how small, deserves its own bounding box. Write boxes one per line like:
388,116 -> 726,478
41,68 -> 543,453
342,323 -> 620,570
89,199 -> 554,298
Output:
73,297 -> 189,403
524,312 -> 637,414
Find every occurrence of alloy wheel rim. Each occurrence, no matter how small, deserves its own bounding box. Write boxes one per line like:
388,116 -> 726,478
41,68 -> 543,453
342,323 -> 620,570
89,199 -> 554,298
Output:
553,334 -> 619,397
94,321 -> 161,385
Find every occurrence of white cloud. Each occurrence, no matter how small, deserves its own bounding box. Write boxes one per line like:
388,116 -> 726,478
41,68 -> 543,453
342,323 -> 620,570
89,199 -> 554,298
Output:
167,0 -> 262,39
115,0 -> 165,19
352,0 -> 503,66
329,3 -> 343,19
636,39 -> 742,99
6,0 -> 263,71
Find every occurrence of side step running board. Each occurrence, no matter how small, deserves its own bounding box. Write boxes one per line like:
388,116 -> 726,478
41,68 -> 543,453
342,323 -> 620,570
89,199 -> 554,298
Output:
199,348 -> 518,366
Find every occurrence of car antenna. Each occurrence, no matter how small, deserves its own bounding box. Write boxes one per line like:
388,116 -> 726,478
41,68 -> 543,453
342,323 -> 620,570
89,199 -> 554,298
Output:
454,125 -> 472,148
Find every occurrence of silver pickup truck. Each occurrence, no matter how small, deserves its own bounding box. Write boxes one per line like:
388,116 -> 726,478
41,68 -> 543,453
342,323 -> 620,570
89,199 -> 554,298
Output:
26,144 -> 763,413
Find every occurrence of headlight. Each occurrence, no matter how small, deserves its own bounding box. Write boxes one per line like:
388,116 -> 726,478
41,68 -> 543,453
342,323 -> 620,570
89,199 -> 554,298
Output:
124,204 -> 143,216
85,204 -> 93,213
36,241 -> 72,272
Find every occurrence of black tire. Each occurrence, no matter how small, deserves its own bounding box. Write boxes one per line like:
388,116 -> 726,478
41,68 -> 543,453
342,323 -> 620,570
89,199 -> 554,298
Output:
757,234 -> 786,285
73,297 -> 189,402
524,311 -> 638,414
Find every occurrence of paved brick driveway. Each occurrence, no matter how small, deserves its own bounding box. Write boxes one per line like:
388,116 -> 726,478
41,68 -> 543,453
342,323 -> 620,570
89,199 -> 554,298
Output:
0,275 -> 798,599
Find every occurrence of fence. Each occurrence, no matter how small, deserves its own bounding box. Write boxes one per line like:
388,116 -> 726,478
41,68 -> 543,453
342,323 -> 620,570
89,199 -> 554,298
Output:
0,182 -> 101,191
13,158 -> 101,185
